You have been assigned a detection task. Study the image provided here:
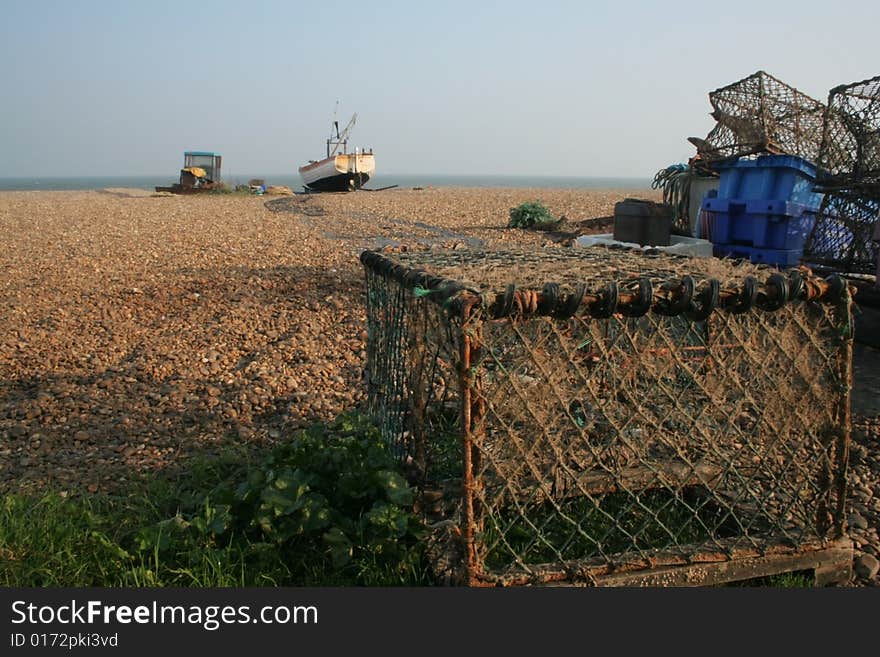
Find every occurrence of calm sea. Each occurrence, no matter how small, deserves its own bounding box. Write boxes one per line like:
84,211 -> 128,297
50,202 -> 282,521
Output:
0,174 -> 652,192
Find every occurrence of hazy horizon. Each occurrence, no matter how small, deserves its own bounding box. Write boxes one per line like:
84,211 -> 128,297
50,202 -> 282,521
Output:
0,171 -> 656,193
0,171 -> 653,180
2,0 -> 878,179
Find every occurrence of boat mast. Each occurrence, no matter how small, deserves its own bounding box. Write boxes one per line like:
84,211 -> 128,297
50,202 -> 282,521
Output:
326,109 -> 357,159
326,101 -> 339,159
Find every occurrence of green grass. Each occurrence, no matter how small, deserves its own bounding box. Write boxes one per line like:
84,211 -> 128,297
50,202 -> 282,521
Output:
1,493 -> 133,586
0,475 -> 297,587
0,485 -> 814,588
0,490 -> 430,587
0,415 -> 432,587
730,571 -> 814,588
480,488 -> 735,570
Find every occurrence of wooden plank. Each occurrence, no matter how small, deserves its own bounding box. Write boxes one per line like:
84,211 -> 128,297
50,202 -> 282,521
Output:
572,461 -> 724,496
477,536 -> 852,587
590,539 -> 852,587
814,550 -> 854,586
531,460 -> 725,501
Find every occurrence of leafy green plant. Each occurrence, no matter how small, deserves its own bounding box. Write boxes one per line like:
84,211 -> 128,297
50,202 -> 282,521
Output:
134,412 -> 427,584
508,201 -> 562,229
231,413 -> 422,571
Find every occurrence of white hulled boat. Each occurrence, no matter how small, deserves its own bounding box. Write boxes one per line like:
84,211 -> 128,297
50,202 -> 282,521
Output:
298,112 -> 375,192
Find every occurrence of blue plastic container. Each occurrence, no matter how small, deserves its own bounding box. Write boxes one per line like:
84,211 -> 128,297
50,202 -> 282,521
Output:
702,198 -> 817,251
713,155 -> 823,210
713,243 -> 803,268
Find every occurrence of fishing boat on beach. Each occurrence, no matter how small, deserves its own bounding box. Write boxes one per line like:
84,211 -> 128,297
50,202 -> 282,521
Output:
298,112 -> 375,192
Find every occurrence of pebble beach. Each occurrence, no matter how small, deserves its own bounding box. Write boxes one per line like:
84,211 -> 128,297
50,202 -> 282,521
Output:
0,186 -> 634,493
1,186 -> 878,585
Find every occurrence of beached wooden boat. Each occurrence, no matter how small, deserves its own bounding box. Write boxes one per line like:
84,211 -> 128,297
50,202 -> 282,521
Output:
299,113 -> 375,192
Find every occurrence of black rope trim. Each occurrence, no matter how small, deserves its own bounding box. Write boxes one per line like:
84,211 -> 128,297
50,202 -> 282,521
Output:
499,284 -> 517,318
757,273 -> 789,311
727,276 -> 758,314
655,276 -> 695,316
360,249 -> 848,318
539,283 -> 561,315
401,268 -> 430,289
825,274 -> 847,302
788,270 -> 804,302
556,283 -> 587,319
686,279 -> 720,321
590,282 -> 619,319
619,278 -> 654,317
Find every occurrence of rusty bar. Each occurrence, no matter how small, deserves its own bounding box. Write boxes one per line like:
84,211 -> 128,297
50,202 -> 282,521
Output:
486,276 -> 835,320
360,249 -> 845,321
458,303 -> 479,586
833,287 -> 853,536
466,309 -> 486,570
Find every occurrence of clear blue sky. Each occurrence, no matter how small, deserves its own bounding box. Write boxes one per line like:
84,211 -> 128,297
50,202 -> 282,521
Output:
1,0 -> 877,178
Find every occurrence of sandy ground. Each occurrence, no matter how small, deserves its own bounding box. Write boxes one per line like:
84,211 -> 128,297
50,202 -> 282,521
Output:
1,186 -> 878,584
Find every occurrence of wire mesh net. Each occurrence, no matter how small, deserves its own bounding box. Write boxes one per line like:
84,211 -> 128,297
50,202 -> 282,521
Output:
361,247 -> 852,585
817,76 -> 880,191
803,190 -> 880,275
689,71 -> 826,164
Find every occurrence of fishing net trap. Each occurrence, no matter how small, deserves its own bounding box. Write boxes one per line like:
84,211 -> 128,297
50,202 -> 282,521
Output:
816,75 -> 880,192
360,246 -> 854,586
689,71 -> 827,164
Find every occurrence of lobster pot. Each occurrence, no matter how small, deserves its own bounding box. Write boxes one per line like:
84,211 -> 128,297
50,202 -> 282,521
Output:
689,71 -> 826,164
803,190 -> 880,275
817,75 -> 880,192
362,247 -> 854,587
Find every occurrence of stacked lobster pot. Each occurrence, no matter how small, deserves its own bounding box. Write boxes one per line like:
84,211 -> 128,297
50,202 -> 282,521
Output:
803,75 -> 880,277
688,71 -> 828,267
688,71 -> 826,164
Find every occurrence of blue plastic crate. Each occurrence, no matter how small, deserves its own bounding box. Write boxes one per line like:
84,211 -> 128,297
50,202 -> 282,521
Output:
702,198 -> 817,250
713,243 -> 803,268
712,155 -> 823,210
